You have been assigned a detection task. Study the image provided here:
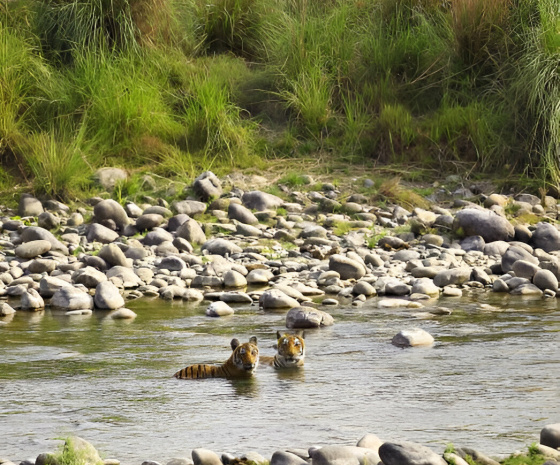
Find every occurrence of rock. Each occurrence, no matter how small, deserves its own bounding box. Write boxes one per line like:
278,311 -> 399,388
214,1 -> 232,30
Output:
20,289 -> 45,310
158,256 -> 187,272
19,193 -> 44,216
356,433 -> 383,451
0,302 -> 16,316
377,299 -> 424,309
73,266 -> 107,288
246,269 -> 274,284
172,200 -> 207,216
443,453 -> 469,465
206,301 -> 234,317
410,278 -> 440,297
20,227 -> 68,254
329,254 -> 366,280
453,208 -> 514,242
98,243 -> 129,268
501,246 -> 538,272
220,291 -> 253,303
392,328 -> 434,347
109,308 -> 137,319
192,448 -> 222,465
38,211 -> 60,230
223,270 -> 247,288
95,167 -> 127,190
378,441 -> 447,465
201,238 -> 242,256
541,423 -> 560,449
135,213 -> 165,231
228,203 -> 259,225
94,281 -> 125,310
260,289 -> 300,309
242,190 -> 284,211
193,171 -> 222,201
269,451 -> 307,465
93,199 -> 130,231
64,437 -> 103,465
176,219 -> 207,245
432,268 -> 471,287
454,447 -> 500,465
352,281 -> 376,296
143,228 -> 174,246
286,306 -> 334,328
28,258 -> 58,274
531,222 -> 560,252
51,286 -> 94,310
39,276 -> 72,297
15,240 -> 52,259
86,223 -> 120,244
106,267 -> 143,288
310,446 -> 380,465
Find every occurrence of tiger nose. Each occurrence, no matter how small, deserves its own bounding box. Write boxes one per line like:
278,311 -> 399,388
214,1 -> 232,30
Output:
244,363 -> 256,370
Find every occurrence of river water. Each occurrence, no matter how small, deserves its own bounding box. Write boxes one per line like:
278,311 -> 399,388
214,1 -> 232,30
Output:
1,290 -> 559,464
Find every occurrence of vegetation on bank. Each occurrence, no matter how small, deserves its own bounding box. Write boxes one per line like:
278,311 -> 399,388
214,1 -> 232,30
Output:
2,0 -> 560,201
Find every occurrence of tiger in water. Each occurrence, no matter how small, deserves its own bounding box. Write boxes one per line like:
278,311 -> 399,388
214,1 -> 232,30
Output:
260,331 -> 305,369
173,336 -> 259,379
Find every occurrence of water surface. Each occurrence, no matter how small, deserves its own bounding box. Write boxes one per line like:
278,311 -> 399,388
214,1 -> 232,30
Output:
1,291 -> 559,463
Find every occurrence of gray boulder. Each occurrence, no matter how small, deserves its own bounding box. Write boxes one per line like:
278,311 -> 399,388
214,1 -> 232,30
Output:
246,268 -> 274,284
242,190 -> 284,211
453,208 -> 514,242
38,211 -> 60,230
95,167 -> 127,190
201,238 -> 242,256
286,306 -> 334,328
534,269 -> 560,292
20,227 -> 68,254
19,193 -> 44,217
454,447 -> 500,465
501,246 -> 538,273
106,266 -> 142,288
176,219 -> 207,245
143,228 -> 174,246
432,267 -> 471,287
310,446 -> 380,465
98,243 -> 129,268
28,258 -> 58,274
206,301 -> 234,317
531,223 -> 560,252
270,451 -> 307,465
20,289 -> 45,310
0,302 -> 16,316
541,423 -> 560,449
378,441 -> 447,465
39,276 -> 72,297
228,203 -> 259,225
192,448 -> 222,465
193,171 -> 222,201
223,270 -> 247,288
392,328 -> 434,347
135,213 -> 165,231
86,223 -> 119,244
109,308 -> 137,319
73,267 -> 107,288
63,437 -> 103,465
94,281 -> 125,310
329,254 -> 366,280
93,199 -> 129,231
172,200 -> 207,216
51,287 -> 94,310
15,240 -> 52,259
260,289 -> 299,309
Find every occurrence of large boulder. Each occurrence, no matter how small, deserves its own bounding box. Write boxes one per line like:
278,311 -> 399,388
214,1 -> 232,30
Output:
201,238 -> 242,256
18,193 -> 43,217
98,243 -> 130,268
392,328 -> 434,347
93,199 -> 130,231
378,441 -> 447,465
541,423 -> 560,449
242,190 -> 284,211
94,281 -> 125,310
228,203 -> 259,225
310,446 -> 380,465
172,200 -> 207,216
193,171 -> 222,201
94,167 -> 127,190
176,219 -> 207,245
86,223 -> 119,244
432,267 -> 472,287
329,254 -> 366,280
530,222 -> 560,252
501,246 -> 538,273
452,208 -> 514,242
286,306 -> 334,328
15,240 -> 52,259
51,287 -> 94,310
20,227 -> 68,255
260,289 -> 300,310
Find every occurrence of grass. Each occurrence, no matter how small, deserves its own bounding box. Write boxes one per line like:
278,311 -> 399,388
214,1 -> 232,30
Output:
3,0 -> 560,198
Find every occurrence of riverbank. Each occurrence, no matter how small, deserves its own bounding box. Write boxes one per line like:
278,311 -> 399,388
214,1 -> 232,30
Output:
1,169 -> 560,465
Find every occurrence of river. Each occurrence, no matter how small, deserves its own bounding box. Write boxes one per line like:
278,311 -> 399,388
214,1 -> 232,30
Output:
1,290 -> 559,464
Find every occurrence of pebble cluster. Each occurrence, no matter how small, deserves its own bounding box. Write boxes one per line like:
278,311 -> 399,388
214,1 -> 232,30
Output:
2,169 -> 560,464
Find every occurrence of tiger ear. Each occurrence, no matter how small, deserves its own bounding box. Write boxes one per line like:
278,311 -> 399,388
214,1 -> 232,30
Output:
249,336 -> 258,346
296,330 -> 305,339
276,330 -> 282,339
231,338 -> 240,350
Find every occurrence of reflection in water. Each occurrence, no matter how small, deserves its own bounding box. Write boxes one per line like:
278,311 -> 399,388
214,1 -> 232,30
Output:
0,295 -> 559,463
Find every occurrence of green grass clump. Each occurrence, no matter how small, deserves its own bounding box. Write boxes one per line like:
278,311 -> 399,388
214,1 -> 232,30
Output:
501,443 -> 548,465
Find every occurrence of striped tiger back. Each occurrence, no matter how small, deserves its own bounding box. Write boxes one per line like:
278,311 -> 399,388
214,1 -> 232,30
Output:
174,337 -> 259,379
261,331 -> 305,369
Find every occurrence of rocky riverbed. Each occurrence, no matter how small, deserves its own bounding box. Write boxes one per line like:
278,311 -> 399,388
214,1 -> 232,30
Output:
1,169 -> 560,465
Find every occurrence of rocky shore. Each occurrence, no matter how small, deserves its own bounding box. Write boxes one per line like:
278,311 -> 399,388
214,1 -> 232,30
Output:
2,169 -> 560,464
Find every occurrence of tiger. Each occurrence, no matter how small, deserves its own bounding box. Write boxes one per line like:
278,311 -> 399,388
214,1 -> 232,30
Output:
173,336 -> 259,379
260,331 -> 305,369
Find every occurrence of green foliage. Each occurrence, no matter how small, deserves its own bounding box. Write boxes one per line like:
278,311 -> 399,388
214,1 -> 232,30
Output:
501,443 -> 548,465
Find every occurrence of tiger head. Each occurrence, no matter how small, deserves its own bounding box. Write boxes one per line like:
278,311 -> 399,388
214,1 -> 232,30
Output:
230,336 -> 259,373
276,331 -> 305,367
